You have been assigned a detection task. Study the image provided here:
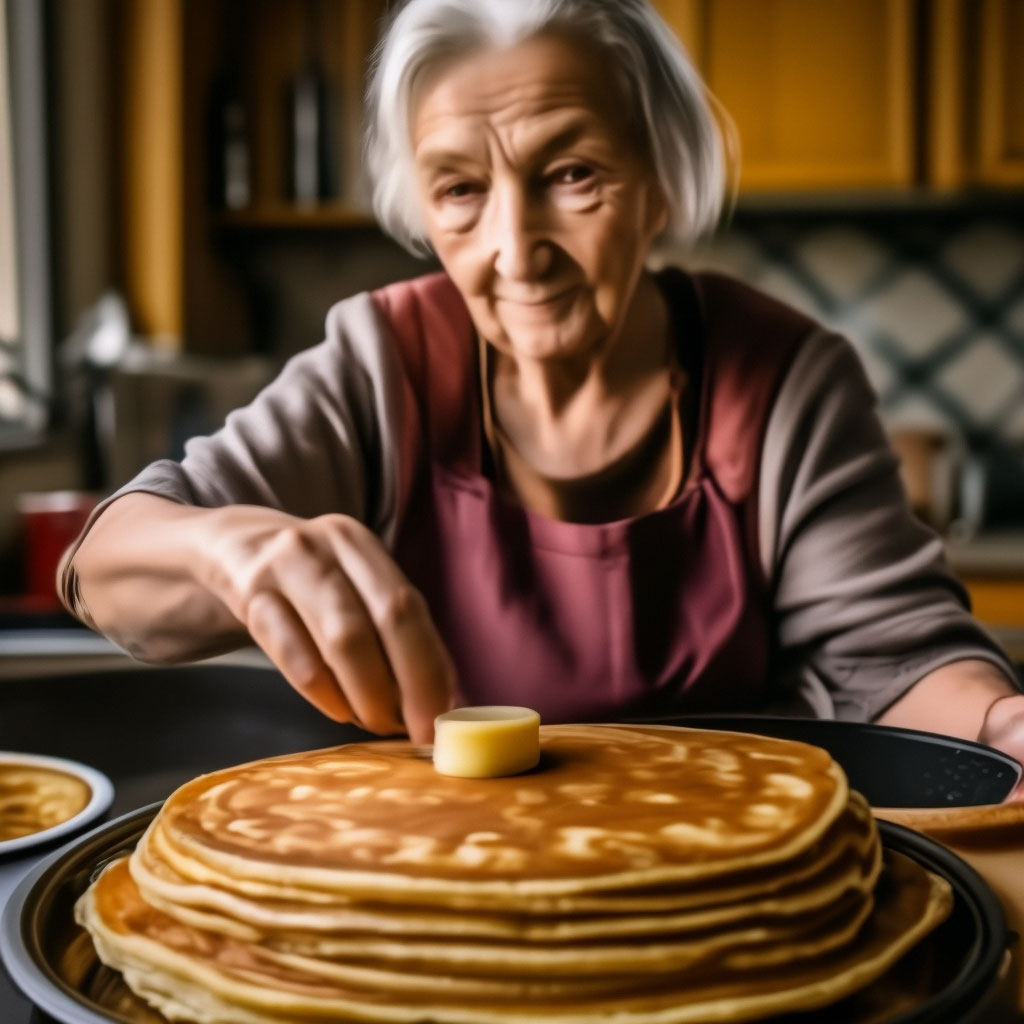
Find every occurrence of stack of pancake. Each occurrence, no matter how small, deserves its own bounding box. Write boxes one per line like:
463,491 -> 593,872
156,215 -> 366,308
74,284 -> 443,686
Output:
77,724 -> 952,1023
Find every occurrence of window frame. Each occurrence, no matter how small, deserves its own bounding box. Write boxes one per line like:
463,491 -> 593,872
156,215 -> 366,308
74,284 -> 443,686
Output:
1,0 -> 53,450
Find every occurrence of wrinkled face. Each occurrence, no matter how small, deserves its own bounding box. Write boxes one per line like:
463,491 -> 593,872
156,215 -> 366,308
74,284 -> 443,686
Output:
411,31 -> 667,363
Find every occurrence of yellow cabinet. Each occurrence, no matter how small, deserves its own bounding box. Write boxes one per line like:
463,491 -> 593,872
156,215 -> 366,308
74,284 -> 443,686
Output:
929,0 -> 1024,187
654,0 -> 917,191
963,578 -> 1024,629
655,0 -> 1024,192
978,0 -> 1024,183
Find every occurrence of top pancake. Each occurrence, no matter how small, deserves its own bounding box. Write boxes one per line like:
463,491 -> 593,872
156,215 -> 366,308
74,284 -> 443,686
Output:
153,724 -> 848,898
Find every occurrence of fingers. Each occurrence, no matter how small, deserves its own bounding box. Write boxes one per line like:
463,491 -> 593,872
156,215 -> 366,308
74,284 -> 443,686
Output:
296,574 -> 407,737
245,590 -> 355,725
233,516 -> 453,741
324,518 -> 456,743
250,528 -> 407,737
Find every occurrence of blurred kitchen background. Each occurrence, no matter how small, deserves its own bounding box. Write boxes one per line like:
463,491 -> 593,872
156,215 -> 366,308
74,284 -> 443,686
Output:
2,0 -> 1024,661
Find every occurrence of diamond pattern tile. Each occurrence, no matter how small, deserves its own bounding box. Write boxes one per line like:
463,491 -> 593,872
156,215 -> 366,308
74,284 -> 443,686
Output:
693,216 -> 1024,453
1001,400 -> 1024,443
942,223 -> 1024,300
858,270 -> 969,357
935,336 -> 1024,424
793,227 -> 888,304
883,393 -> 954,434
748,265 -> 822,319
1007,295 -> 1024,337
687,230 -> 764,279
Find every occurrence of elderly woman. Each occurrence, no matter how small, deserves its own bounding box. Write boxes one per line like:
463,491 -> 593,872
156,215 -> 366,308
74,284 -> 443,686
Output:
61,0 -> 1023,770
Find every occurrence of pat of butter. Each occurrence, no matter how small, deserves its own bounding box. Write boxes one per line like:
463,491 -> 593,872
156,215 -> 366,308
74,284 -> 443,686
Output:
433,707 -> 541,778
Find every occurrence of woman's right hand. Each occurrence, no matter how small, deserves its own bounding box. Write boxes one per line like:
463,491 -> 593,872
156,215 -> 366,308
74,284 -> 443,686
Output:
196,505 -> 457,743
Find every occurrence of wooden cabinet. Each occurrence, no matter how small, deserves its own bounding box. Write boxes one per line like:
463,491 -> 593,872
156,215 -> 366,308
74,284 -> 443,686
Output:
929,0 -> 1024,188
653,0 -> 1024,193
977,0 -> 1024,183
961,576 -> 1024,663
116,0 -> 383,354
708,0 -> 914,190
963,578 -> 1024,629
653,0 -> 916,191
118,0 -> 185,347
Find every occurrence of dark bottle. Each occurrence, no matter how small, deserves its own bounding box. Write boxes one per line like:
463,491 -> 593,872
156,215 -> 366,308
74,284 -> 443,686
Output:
207,75 -> 251,210
287,0 -> 339,206
206,1 -> 251,210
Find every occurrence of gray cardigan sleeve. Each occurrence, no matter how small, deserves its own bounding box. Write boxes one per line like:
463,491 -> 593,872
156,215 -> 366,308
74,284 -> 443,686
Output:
59,294 -> 410,608
757,329 -> 1021,722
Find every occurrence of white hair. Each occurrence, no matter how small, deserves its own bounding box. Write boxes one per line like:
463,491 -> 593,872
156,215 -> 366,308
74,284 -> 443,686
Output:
364,0 -> 730,255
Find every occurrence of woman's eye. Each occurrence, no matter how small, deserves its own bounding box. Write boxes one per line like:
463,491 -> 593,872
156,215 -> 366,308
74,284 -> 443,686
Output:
443,182 -> 477,199
551,164 -> 594,186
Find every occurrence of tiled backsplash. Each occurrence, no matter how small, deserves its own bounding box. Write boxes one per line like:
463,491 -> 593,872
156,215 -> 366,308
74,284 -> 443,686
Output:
667,211 -> 1024,452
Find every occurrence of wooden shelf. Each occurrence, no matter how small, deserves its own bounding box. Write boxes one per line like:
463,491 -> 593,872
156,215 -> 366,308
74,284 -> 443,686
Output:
213,203 -> 377,231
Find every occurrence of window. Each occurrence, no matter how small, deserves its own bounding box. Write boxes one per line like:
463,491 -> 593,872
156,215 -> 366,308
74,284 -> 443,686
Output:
0,0 -> 52,448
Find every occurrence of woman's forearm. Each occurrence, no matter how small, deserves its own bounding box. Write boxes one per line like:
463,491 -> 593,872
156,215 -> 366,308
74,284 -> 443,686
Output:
64,492 -> 249,662
66,492 -> 456,740
874,658 -> 1019,742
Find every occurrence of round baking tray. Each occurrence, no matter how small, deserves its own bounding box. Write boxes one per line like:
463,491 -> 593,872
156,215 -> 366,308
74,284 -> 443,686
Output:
0,805 -> 1009,1024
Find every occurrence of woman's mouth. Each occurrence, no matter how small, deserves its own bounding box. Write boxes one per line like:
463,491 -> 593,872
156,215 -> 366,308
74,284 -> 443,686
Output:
496,285 -> 579,311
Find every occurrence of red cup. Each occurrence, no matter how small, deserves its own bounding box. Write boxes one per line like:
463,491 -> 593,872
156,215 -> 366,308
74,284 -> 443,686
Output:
18,492 -> 99,608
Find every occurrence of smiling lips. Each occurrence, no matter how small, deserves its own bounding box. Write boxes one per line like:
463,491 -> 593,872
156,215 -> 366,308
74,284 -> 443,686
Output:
497,285 -> 578,308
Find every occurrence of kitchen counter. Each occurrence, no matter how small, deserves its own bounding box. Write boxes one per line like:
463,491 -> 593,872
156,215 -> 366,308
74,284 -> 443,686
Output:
0,627 -> 273,680
939,532 -> 1024,663
946,531 -> 1024,577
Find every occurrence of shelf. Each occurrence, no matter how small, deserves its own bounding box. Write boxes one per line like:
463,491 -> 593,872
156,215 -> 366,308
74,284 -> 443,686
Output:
947,531 -> 1024,578
213,203 -> 378,231
732,187 -> 1024,219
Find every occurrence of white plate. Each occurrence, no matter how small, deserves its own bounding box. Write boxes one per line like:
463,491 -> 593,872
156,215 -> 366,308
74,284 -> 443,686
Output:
0,752 -> 114,859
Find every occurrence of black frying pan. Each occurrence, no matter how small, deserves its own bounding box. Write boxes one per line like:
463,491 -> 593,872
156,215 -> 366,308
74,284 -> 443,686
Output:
643,715 -> 1022,808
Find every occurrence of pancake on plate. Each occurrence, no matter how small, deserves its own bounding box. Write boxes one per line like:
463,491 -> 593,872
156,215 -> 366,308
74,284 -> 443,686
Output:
76,723 -> 953,1024
0,762 -> 91,842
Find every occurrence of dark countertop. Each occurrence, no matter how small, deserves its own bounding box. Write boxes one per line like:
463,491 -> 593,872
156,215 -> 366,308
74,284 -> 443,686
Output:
0,663 -> 366,1023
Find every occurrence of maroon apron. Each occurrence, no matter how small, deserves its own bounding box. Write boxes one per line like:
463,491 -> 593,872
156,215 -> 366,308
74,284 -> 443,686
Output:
372,271 -> 810,722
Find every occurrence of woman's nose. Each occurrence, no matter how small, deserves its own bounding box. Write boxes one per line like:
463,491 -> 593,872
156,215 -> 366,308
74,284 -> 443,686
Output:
490,189 -> 552,280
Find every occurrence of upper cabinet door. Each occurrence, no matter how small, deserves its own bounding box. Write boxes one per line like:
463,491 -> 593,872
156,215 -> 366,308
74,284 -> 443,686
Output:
654,0 -> 917,191
927,0 -> 1024,188
977,0 -> 1024,184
